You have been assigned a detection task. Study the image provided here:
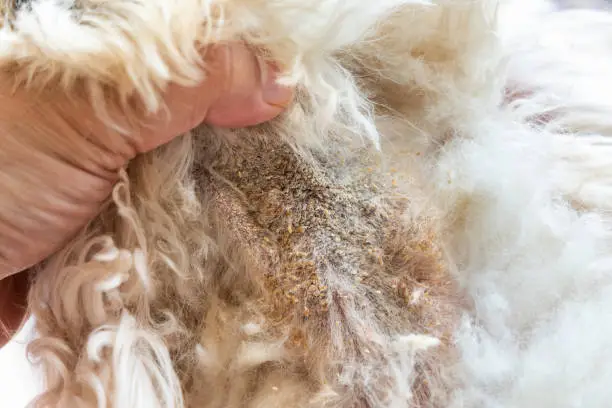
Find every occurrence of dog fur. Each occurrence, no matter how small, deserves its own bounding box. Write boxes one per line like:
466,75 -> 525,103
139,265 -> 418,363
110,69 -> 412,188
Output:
2,0 -> 612,407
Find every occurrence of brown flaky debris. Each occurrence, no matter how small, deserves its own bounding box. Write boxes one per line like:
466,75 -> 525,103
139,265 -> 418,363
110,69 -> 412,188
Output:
172,120 -> 461,407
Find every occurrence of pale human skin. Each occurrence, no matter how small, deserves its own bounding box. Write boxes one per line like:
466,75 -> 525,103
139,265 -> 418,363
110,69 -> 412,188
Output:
0,43 -> 293,344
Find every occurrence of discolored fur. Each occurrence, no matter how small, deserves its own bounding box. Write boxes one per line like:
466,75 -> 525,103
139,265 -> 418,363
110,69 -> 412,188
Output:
182,123 -> 459,407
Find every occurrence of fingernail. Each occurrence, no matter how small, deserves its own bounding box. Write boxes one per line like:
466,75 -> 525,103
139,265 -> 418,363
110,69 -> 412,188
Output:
258,57 -> 293,108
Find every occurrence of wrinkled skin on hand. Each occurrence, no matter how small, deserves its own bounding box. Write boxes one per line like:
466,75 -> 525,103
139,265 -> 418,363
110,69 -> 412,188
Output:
0,43 -> 293,344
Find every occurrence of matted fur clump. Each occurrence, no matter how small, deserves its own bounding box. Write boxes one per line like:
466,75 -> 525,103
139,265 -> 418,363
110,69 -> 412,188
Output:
4,0 -> 612,407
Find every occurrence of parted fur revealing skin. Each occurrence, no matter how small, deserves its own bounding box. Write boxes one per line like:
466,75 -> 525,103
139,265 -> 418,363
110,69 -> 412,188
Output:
4,0 -> 612,407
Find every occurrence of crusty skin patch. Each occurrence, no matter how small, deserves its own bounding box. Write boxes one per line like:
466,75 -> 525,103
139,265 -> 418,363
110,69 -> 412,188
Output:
183,123 -> 459,406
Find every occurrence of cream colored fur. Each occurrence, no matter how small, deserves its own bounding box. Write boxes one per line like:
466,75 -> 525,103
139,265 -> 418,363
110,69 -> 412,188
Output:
1,0 -> 612,407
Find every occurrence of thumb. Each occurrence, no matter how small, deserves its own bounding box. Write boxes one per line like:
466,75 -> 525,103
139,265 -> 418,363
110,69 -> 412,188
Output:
139,43 -> 293,152
203,43 -> 293,127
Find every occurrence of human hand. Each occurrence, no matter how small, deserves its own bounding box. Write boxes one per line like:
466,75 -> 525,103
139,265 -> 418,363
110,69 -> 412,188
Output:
0,43 -> 293,341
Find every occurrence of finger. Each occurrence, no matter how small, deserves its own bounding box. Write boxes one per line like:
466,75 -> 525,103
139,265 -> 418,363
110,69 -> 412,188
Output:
138,43 -> 293,152
203,45 -> 293,128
